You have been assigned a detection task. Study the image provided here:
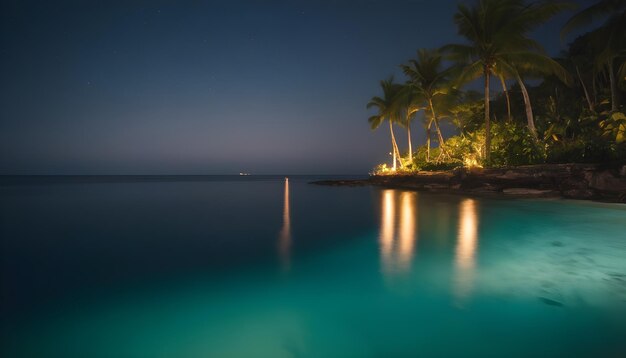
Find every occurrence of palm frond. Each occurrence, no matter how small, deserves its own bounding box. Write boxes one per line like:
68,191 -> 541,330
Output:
500,52 -> 573,85
368,115 -> 384,130
562,0 -> 626,38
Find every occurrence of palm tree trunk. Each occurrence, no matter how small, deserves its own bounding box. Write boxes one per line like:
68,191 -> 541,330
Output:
389,120 -> 403,170
432,119 -> 448,161
426,120 -> 432,162
575,65 -> 594,111
499,75 -> 512,121
484,67 -> 491,163
592,75 -> 598,105
516,74 -> 537,140
389,120 -> 397,170
393,139 -> 403,168
608,59 -> 619,112
406,115 -> 413,163
428,99 -> 448,160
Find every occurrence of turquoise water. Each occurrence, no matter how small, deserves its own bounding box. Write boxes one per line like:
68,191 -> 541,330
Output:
1,176 -> 626,357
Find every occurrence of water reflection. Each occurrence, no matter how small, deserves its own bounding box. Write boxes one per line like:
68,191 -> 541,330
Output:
378,191 -> 481,296
380,190 -> 395,274
398,192 -> 417,270
379,190 -> 418,275
454,198 -> 479,305
278,177 -> 291,270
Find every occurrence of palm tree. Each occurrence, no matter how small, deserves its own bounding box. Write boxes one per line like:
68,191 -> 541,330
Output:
447,90 -> 484,134
401,48 -> 454,161
497,74 -> 513,121
563,35 -> 598,111
562,0 -> 626,111
423,115 -> 433,161
504,1 -> 573,138
444,0 -> 571,159
501,52 -> 572,138
368,78 -> 404,171
394,83 -> 424,163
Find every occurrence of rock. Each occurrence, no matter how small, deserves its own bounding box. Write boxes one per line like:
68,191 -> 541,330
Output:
424,184 -> 450,190
588,170 -> 626,192
497,170 -> 529,179
502,188 -> 557,196
559,177 -> 588,190
562,188 -> 595,200
313,163 -> 626,202
470,185 -> 499,194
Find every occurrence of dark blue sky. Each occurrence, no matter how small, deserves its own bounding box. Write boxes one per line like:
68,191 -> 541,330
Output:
0,0 -> 588,174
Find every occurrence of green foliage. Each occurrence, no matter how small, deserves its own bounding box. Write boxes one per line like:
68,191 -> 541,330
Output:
600,111 -> 626,143
542,110 -> 626,163
425,122 -> 544,168
546,138 -> 606,163
490,122 -> 546,166
449,91 -> 484,132
368,0 -> 626,173
420,161 -> 463,171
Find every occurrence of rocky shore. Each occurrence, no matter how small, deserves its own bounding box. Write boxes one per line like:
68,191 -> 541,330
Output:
313,163 -> 626,203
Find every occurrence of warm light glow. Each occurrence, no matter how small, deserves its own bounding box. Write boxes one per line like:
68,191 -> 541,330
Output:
454,198 -> 479,305
278,177 -> 291,270
463,156 -> 482,168
380,190 -> 395,274
375,163 -> 394,175
379,189 -> 418,276
398,191 -> 417,270
457,199 -> 478,269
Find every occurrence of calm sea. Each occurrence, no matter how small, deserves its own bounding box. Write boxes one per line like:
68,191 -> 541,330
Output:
1,175 -> 625,357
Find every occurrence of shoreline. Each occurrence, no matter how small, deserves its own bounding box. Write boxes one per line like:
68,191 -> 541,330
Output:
312,163 -> 626,203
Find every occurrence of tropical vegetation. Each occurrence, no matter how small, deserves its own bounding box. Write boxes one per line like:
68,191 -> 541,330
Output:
368,0 -> 626,174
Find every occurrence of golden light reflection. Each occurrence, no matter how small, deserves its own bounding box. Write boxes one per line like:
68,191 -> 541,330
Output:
398,191 -> 417,270
379,190 -> 418,276
278,177 -> 291,270
454,198 -> 479,305
380,190 -> 395,274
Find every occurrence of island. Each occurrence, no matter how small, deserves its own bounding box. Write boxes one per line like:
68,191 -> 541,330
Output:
315,0 -> 626,204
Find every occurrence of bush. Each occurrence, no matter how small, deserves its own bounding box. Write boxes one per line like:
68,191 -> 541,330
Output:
372,112 -> 626,174
546,136 -> 625,163
421,161 -> 463,171
490,122 -> 545,166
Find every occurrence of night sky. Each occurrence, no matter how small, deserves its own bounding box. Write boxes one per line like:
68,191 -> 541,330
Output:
1,0 -> 587,175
